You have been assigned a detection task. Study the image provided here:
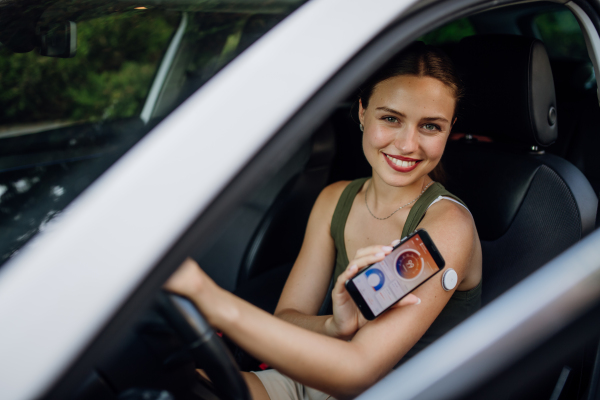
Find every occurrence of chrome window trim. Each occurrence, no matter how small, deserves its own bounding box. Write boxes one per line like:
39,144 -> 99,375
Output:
140,12 -> 189,124
567,1 -> 600,105
0,0 -> 420,399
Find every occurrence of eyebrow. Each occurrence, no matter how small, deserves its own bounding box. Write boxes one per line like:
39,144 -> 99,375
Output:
376,107 -> 405,117
376,106 -> 450,123
423,116 -> 450,123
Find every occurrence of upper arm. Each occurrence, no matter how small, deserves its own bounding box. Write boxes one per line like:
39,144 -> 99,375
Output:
348,202 -> 478,382
275,181 -> 350,316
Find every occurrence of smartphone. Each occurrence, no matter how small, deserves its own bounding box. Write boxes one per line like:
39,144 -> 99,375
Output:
345,229 -> 445,320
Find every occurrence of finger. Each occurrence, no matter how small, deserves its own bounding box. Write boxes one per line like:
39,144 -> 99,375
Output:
335,250 -> 393,295
355,245 -> 394,259
347,252 -> 388,272
332,264 -> 358,295
391,294 -> 421,308
391,239 -> 401,247
342,264 -> 359,281
338,255 -> 385,291
334,258 -> 374,294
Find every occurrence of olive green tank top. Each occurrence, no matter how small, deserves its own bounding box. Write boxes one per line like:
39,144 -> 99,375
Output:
330,177 -> 482,364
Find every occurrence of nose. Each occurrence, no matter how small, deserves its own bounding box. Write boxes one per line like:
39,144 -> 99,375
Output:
394,125 -> 419,154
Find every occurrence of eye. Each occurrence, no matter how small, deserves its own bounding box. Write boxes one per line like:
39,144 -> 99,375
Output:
423,123 -> 441,131
383,116 -> 398,123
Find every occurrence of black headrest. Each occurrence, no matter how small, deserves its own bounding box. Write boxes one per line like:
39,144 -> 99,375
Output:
453,35 -> 557,147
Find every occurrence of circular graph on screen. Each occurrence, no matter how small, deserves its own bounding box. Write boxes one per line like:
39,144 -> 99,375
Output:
365,268 -> 385,291
395,249 -> 424,280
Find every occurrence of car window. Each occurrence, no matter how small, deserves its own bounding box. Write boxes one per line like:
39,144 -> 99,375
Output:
533,10 -> 588,60
1,12 -> 179,129
418,18 -> 476,45
0,0 -> 307,266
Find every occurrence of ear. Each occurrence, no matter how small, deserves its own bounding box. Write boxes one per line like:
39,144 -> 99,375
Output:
358,99 -> 366,126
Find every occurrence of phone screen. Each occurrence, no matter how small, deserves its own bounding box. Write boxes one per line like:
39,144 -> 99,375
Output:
351,231 -> 442,317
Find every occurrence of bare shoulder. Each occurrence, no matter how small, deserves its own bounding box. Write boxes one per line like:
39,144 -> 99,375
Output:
422,199 -> 475,235
418,199 -> 478,273
313,180 -> 353,216
321,180 -> 352,201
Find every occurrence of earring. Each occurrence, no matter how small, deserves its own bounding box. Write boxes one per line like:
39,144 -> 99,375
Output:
359,123 -> 364,132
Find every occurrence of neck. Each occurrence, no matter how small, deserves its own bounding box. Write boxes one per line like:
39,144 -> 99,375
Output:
367,174 -> 431,214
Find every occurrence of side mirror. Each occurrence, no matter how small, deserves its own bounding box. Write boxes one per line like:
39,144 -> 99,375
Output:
38,21 -> 76,58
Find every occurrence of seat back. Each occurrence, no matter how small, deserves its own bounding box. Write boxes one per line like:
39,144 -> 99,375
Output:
445,35 -> 597,305
237,121 -> 335,284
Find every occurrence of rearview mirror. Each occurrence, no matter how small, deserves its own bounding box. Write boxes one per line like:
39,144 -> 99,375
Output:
38,21 -> 76,58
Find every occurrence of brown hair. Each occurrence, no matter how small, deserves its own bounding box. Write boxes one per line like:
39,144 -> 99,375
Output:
359,42 -> 463,183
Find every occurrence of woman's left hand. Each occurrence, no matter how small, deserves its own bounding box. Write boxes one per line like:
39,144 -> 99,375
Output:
328,243 -> 420,339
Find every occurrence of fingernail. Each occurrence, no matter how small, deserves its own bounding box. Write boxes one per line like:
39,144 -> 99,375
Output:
350,264 -> 358,272
391,239 -> 401,246
415,297 -> 421,305
375,252 -> 385,258
382,246 -> 393,252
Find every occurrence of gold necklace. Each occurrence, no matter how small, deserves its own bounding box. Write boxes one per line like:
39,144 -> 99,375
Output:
365,180 -> 434,220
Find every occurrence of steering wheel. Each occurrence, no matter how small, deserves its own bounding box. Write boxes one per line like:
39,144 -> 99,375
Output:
156,291 -> 251,400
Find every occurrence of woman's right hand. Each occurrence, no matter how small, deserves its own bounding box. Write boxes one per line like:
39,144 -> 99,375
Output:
328,243 -> 420,339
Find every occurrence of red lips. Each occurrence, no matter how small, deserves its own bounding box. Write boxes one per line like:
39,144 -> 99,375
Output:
384,153 -> 420,161
383,153 -> 421,172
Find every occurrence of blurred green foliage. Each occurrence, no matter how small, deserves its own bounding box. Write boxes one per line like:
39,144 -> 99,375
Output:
419,18 -> 475,45
534,11 -> 587,59
4,6 -> 584,129
420,10 -> 586,61
0,10 -> 178,125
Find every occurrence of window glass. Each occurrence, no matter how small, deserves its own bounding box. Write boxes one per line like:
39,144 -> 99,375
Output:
419,18 -> 476,45
0,0 -> 307,265
0,11 -> 178,128
533,10 -> 587,59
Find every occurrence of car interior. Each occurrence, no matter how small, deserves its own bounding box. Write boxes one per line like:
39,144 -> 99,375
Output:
2,0 -> 600,399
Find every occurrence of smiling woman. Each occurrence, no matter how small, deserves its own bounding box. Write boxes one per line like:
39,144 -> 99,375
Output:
358,43 -> 464,185
359,75 -> 454,180
165,42 -> 482,400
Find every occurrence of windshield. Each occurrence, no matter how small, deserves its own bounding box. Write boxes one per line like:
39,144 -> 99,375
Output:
0,0 -> 307,265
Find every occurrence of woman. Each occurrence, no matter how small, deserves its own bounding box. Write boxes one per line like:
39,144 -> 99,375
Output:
166,43 -> 482,400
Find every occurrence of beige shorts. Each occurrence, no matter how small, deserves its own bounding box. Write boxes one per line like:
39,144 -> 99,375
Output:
251,369 -> 336,400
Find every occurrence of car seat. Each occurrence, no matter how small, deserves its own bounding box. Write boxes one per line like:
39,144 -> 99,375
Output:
233,121 -> 335,312
445,34 -> 597,305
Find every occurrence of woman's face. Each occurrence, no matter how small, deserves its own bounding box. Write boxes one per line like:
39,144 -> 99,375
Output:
359,75 -> 456,188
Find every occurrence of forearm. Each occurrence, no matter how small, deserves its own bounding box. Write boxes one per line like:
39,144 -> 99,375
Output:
201,289 -> 373,398
275,308 -> 342,338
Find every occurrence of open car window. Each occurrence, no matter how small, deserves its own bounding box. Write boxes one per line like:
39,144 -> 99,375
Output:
418,17 -> 476,45
533,9 -> 588,60
0,0 -> 307,268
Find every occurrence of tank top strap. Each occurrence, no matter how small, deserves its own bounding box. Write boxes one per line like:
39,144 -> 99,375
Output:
330,178 -> 369,276
401,182 -> 467,238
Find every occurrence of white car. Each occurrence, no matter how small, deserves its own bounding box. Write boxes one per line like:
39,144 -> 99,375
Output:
1,0 -> 600,399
